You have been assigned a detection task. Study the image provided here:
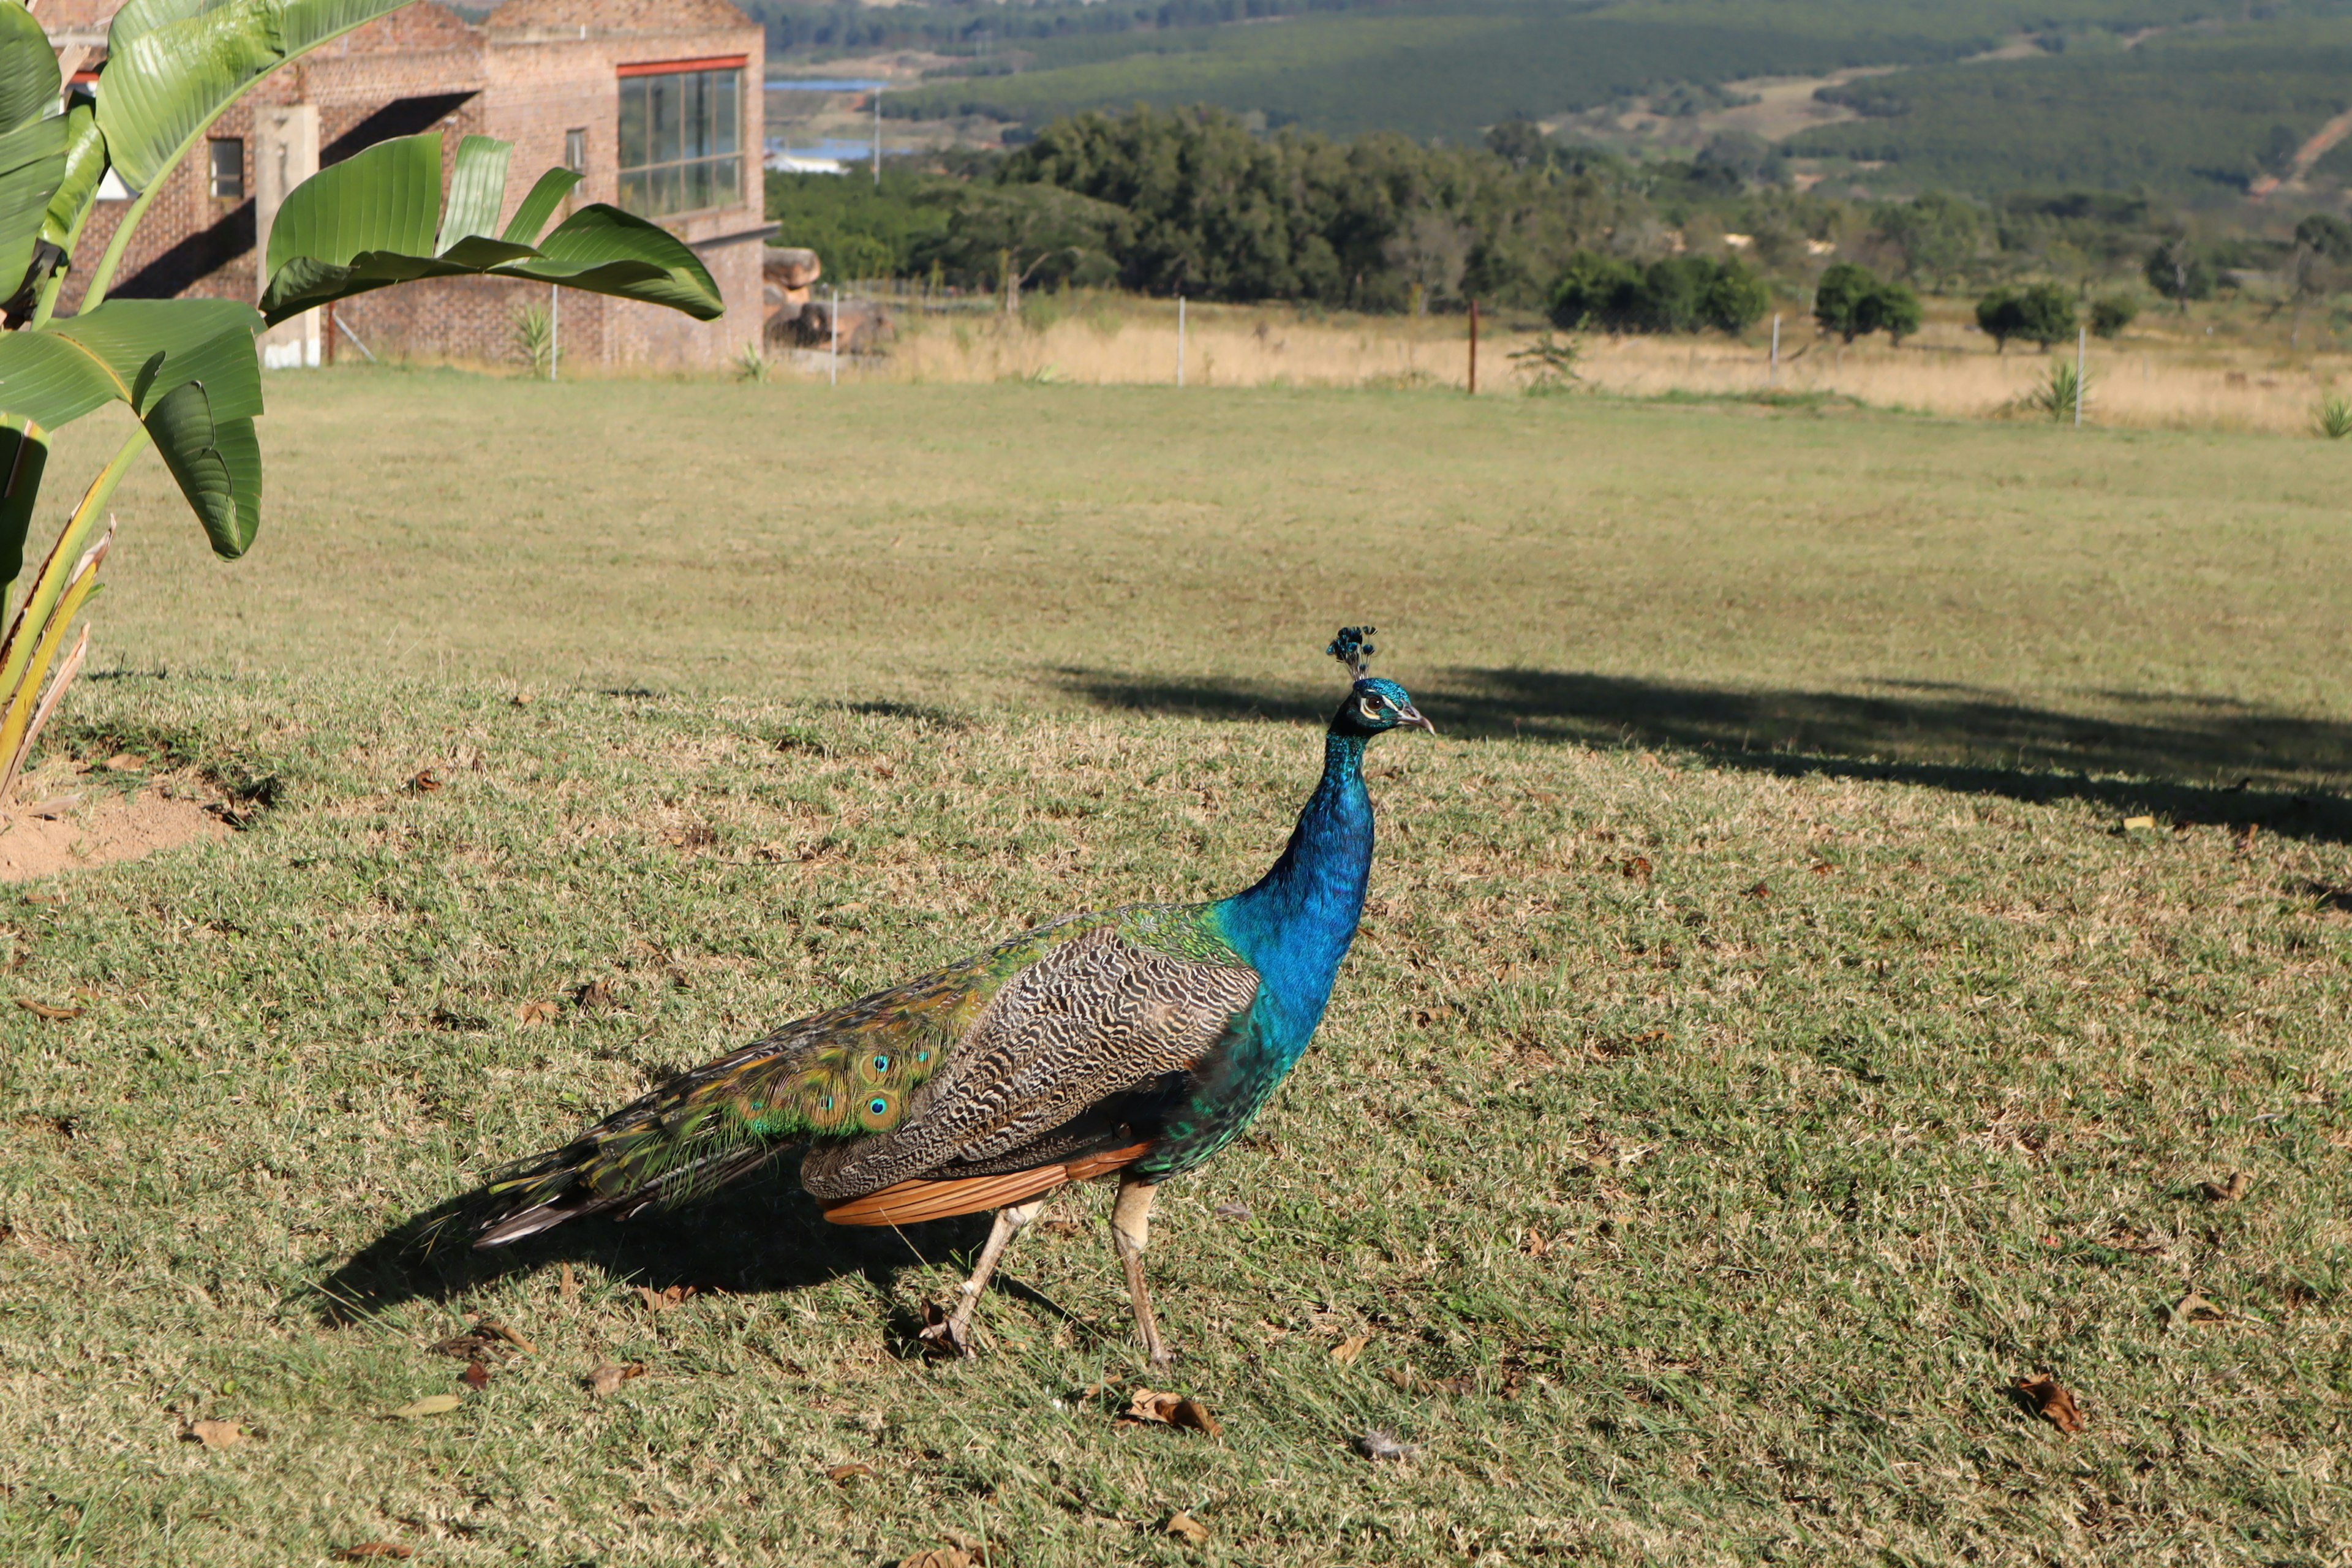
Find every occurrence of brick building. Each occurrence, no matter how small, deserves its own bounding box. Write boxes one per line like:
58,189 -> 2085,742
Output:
42,0 -> 770,369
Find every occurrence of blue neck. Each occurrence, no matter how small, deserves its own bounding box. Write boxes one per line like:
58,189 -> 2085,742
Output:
1215,731 -> 1374,1049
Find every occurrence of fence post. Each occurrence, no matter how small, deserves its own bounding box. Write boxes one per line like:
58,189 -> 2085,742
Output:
1177,294 -> 1186,388
2074,325 -> 2085,427
549,284 -> 559,382
831,285 -> 840,388
1770,313 -> 1780,388
1467,298 -> 1479,395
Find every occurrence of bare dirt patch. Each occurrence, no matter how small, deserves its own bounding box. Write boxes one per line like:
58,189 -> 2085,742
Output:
0,785 -> 230,881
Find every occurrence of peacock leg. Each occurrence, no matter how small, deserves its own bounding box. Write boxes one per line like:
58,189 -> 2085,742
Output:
921,1199 -> 1046,1358
1109,1176 -> 1172,1366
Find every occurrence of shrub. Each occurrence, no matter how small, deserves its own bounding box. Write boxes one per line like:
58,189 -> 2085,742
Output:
2089,294 -> 2139,338
2145,240 -> 2214,308
1549,252 -> 1766,335
2316,394 -> 2352,440
1815,263 -> 1921,344
1977,282 -> 2075,352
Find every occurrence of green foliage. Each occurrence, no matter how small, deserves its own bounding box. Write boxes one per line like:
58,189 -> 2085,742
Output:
765,168 -> 954,282
510,300 -> 554,379
1977,282 -> 2076,352
258,132 -> 723,324
1867,190 -> 1979,285
1785,20 -> 2352,196
2316,393 -> 2352,439
735,342 -> 772,383
1507,331 -> 1583,395
2144,238 -> 2215,304
1812,262 -> 1920,344
2089,293 -> 2139,337
1550,251 -> 1767,336
2019,356 -> 2089,421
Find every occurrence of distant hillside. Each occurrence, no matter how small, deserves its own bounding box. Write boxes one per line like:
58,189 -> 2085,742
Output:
799,0 -> 2352,195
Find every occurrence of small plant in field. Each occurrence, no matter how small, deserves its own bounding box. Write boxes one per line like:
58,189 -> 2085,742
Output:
2316,394 -> 2352,439
2089,294 -> 2139,339
1509,332 -> 1584,395
511,302 -> 555,379
2017,358 -> 2089,422
734,342 -> 772,383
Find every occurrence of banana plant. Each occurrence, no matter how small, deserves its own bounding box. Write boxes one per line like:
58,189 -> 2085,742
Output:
0,0 -> 724,810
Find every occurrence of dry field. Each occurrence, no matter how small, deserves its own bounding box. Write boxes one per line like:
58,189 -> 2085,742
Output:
809,292 -> 2352,437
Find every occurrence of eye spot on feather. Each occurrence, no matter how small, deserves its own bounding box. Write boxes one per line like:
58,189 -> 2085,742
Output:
858,1092 -> 895,1131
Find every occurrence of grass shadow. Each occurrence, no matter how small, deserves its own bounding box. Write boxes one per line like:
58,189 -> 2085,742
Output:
1057,665 -> 2352,845
313,1169 -> 993,1330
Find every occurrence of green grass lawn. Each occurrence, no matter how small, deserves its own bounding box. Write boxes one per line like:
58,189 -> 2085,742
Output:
3,372 -> 2349,1564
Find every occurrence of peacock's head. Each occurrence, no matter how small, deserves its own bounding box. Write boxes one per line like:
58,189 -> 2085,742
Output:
1327,626 -> 1434,738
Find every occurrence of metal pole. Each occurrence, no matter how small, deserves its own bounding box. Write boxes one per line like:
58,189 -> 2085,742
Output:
830,285 -> 839,387
1467,298 -> 1478,395
2073,325 -> 2085,427
1770,313 -> 1780,387
1176,295 -> 1185,388
549,284 -> 559,382
873,88 -> 881,189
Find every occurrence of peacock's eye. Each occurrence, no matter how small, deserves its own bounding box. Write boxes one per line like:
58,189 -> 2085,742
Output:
1359,698 -> 1382,720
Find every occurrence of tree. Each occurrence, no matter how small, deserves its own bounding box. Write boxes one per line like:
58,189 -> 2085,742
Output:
1815,263 -> 1920,344
2144,239 -> 2214,310
1548,252 -> 1765,335
0,0 -> 720,799
1977,282 -> 2072,351
1869,190 -> 1979,287
1483,116 -> 1548,172
1977,287 -> 2025,352
1548,252 -> 1646,331
2089,294 -> 2138,339
913,184 -> 1129,308
1812,262 -> 1877,342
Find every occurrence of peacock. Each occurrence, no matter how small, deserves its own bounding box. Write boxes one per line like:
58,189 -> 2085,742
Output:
474,627 -> 1431,1362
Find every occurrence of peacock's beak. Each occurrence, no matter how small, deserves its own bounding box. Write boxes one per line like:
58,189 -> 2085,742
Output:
1397,703 -> 1435,734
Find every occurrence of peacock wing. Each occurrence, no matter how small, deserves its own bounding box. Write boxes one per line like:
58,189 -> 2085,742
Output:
799,920 -> 1259,1203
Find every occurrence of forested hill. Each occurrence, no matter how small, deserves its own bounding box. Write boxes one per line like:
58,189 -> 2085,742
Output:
750,0 -> 2352,198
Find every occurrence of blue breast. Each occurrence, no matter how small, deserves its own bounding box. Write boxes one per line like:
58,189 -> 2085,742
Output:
1139,733 -> 1374,1177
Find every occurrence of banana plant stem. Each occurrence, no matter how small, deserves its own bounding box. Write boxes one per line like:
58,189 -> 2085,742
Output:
0,428 -> 144,699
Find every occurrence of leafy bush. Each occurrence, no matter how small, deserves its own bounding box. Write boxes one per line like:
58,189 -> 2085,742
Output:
2019,357 -> 2089,422
1507,331 -> 1583,396
2316,394 -> 2352,440
1549,252 -> 1766,335
2089,293 -> 2139,337
2144,239 -> 2214,306
1977,282 -> 2076,352
1813,262 -> 1920,344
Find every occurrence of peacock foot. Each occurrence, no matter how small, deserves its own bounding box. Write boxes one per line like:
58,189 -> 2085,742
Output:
918,1301 -> 979,1360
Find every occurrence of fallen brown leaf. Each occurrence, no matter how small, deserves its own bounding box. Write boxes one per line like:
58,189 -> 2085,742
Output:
1124,1387 -> 1221,1436
2200,1171 -> 2252,1204
188,1419 -> 242,1448
409,769 -> 442,793
2168,1292 -> 2229,1330
575,979 -> 616,1011
1810,862 -> 1835,877
15,997 -> 84,1020
585,1362 -> 646,1395
559,1261 -> 578,1299
516,1000 -> 558,1027
1621,855 -> 1653,881
336,1545 -> 415,1561
1164,1511 -> 1211,1545
24,794 -> 80,820
459,1362 -> 491,1391
1330,1333 -> 1371,1365
1521,1228 -> 1551,1258
480,1318 -> 536,1354
1744,880 -> 1771,899
391,1393 -> 462,1418
825,1462 -> 875,1482
2015,1373 -> 2086,1433
637,1283 -> 696,1312
899,1551 -> 970,1568
102,753 -> 144,772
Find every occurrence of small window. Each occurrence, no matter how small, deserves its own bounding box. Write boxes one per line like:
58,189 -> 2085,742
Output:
208,138 -> 244,199
564,128 -> 588,175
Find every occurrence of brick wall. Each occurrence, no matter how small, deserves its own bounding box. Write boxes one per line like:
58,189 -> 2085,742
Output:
48,0 -> 766,368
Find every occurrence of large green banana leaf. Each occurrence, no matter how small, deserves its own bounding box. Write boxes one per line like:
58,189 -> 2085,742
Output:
0,1 -> 56,135
260,132 -> 725,323
0,4 -> 62,303
0,298 -> 263,562
97,0 -> 417,191
0,415 -> 47,589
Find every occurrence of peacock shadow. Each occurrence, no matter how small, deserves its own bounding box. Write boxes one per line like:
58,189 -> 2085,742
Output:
1058,665 -> 2352,846
314,1170 -> 1007,1349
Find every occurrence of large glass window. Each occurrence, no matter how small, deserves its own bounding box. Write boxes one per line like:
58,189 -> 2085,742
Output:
617,66 -> 740,217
